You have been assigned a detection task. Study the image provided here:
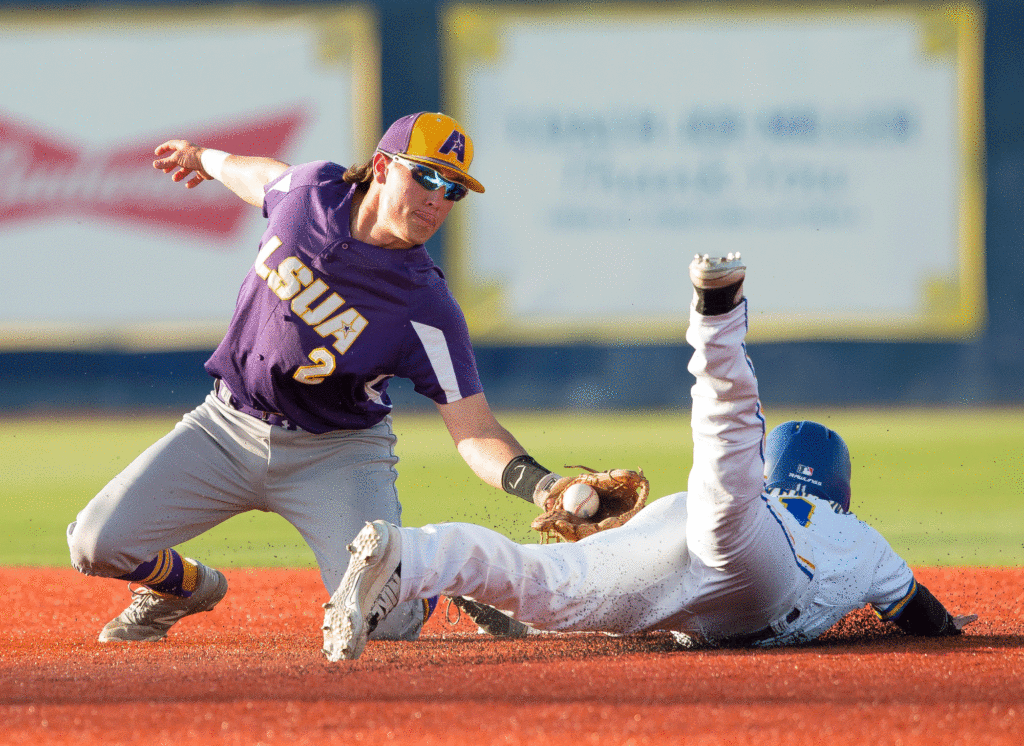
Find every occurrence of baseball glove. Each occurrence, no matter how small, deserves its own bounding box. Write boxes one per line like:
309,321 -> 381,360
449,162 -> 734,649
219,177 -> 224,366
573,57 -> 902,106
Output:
531,466 -> 649,542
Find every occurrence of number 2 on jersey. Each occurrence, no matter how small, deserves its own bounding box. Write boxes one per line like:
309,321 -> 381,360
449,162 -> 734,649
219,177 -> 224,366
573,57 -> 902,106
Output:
294,347 -> 336,385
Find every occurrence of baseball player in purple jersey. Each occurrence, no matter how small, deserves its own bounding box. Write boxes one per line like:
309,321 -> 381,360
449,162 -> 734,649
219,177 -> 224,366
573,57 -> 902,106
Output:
67,112 -> 564,643
322,254 -> 977,661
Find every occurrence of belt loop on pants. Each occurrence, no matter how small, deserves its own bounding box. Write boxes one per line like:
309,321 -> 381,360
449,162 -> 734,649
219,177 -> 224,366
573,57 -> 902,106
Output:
214,378 -> 233,408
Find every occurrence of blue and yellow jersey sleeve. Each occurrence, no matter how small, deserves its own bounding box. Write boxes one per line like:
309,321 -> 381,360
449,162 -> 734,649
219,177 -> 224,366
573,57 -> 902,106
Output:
873,577 -> 918,621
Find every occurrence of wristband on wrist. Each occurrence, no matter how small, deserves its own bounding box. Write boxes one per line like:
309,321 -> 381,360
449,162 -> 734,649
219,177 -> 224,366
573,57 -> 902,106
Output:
891,582 -> 960,637
200,148 -> 230,181
501,455 -> 553,503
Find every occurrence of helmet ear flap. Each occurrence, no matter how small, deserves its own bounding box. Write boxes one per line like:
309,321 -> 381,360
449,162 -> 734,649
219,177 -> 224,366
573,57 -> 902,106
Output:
764,421 -> 851,512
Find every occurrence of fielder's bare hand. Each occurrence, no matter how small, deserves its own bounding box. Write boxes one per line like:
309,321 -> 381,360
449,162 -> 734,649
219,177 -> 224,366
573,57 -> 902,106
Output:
953,614 -> 979,631
153,140 -> 213,189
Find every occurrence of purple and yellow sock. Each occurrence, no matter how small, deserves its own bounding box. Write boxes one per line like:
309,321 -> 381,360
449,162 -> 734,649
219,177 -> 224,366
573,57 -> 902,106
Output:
118,549 -> 200,597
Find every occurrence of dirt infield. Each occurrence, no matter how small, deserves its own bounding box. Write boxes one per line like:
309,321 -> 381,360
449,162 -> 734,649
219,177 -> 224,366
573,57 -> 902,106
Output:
1,566 -> 1020,745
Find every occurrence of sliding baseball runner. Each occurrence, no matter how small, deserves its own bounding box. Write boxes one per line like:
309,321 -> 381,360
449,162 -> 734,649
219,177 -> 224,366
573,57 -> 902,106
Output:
323,254 -> 977,660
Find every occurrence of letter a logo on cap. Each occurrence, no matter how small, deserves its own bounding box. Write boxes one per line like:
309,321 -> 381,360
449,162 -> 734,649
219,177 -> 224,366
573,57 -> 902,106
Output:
438,130 -> 467,163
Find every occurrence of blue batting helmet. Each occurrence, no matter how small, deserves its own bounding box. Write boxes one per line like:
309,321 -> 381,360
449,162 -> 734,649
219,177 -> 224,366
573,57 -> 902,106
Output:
764,421 -> 851,512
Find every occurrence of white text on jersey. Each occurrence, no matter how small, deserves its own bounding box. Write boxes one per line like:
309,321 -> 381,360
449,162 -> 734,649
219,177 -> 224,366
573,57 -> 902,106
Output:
254,236 -> 368,383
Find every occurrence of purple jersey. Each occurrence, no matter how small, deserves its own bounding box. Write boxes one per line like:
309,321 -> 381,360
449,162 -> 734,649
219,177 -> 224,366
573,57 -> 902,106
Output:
205,161 -> 484,433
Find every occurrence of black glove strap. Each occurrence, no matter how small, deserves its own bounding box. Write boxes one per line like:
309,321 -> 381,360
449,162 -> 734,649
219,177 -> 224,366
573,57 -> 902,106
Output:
892,582 -> 960,636
502,455 -> 553,503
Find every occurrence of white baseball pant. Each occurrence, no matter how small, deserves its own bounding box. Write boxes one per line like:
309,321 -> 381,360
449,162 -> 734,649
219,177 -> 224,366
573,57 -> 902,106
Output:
393,302 -> 811,640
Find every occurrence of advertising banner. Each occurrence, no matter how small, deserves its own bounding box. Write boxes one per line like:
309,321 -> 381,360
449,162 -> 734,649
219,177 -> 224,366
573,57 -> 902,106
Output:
0,6 -> 379,350
444,3 -> 984,342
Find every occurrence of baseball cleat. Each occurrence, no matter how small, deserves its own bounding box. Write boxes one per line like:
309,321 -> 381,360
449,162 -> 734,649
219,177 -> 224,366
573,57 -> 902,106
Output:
98,561 -> 228,643
448,596 -> 539,638
689,252 -> 745,288
689,253 -> 746,315
322,521 -> 403,662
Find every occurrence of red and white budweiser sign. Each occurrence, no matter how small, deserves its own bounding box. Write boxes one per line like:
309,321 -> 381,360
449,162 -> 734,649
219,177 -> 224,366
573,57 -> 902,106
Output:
0,107 -> 307,240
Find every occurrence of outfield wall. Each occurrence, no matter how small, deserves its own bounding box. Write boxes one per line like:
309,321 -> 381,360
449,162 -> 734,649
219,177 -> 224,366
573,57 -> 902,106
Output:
2,0 -> 1022,410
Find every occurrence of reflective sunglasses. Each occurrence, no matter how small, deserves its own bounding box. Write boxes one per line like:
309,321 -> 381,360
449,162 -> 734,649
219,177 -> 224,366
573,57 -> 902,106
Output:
389,154 -> 469,202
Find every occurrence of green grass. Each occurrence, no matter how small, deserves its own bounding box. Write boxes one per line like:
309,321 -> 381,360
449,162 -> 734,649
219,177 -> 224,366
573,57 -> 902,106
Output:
2,408 -> 1021,568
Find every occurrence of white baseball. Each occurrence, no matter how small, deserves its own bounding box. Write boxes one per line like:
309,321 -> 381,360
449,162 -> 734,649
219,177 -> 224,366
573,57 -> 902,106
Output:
561,483 -> 600,518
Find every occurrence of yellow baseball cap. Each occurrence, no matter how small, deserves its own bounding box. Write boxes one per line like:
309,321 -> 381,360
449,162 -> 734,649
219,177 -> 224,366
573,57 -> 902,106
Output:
376,112 -> 484,193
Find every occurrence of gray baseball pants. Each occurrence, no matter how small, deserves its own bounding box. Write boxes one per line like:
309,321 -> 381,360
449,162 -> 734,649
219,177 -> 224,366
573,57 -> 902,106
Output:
67,390 -> 425,640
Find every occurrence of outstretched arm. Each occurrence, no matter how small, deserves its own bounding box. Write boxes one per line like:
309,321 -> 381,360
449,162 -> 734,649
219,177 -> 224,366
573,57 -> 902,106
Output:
152,139 -> 290,208
890,582 -> 978,636
437,392 -> 559,507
